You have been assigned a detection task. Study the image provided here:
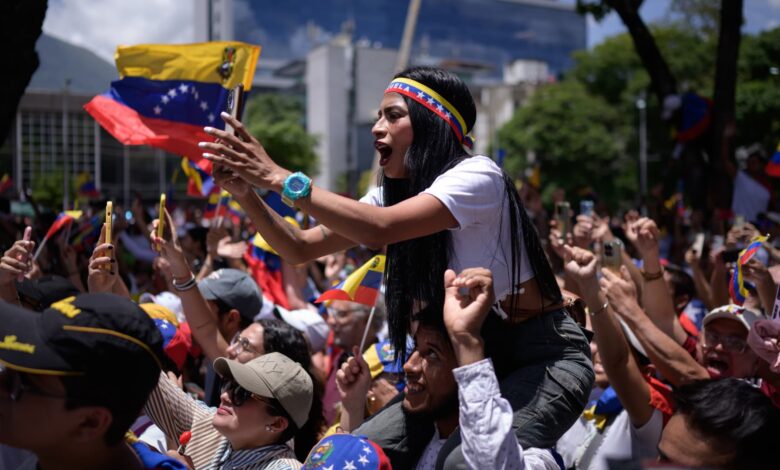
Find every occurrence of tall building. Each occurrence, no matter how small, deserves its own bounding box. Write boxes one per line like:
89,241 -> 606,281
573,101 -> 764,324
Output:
3,34 -> 181,208
223,0 -> 585,78
195,0 -> 587,192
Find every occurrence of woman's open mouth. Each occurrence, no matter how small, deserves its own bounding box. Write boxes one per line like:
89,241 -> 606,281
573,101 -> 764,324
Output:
375,142 -> 392,166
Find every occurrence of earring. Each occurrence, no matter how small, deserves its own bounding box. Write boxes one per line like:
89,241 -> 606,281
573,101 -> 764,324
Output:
368,396 -> 376,404
265,425 -> 272,432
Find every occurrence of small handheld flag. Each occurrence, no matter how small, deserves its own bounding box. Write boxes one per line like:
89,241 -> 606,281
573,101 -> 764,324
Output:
181,158 -> 217,197
729,235 -> 769,306
765,143 -> 780,178
204,190 -> 245,226
34,211 -> 83,261
316,255 -> 385,307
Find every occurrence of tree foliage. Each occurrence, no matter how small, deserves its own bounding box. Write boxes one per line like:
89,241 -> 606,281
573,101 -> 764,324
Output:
242,94 -> 319,175
498,19 -> 780,208
498,81 -> 633,203
736,28 -> 780,150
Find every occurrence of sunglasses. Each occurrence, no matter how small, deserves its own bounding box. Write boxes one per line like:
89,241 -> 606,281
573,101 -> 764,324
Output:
220,379 -> 282,412
0,366 -> 67,402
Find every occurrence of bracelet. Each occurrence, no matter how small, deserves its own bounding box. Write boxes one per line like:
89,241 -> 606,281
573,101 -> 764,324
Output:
641,267 -> 664,281
589,302 -> 609,317
172,274 -> 196,291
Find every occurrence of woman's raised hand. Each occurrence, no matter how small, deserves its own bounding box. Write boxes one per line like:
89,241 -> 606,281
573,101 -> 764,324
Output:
87,224 -> 116,293
200,113 -> 291,191
149,209 -> 191,279
0,237 -> 35,287
212,162 -> 252,198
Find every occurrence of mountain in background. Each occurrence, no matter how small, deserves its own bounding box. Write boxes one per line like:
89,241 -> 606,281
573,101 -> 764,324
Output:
28,34 -> 117,95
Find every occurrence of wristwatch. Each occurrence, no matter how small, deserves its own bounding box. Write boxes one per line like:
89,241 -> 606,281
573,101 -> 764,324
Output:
281,172 -> 312,207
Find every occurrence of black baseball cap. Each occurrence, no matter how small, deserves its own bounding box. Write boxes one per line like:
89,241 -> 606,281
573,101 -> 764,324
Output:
16,275 -> 80,312
198,268 -> 263,323
0,293 -> 164,378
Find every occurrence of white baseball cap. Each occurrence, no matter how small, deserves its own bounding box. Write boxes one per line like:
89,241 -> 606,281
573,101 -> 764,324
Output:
274,306 -> 330,352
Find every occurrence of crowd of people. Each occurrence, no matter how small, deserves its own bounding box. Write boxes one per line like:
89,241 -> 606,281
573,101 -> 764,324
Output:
1,66 -> 779,470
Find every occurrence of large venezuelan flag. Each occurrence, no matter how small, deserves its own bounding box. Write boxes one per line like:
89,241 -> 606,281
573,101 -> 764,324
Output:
316,255 -> 385,306
84,42 -> 260,170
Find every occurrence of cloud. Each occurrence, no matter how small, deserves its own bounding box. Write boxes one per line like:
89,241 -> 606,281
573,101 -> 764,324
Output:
42,0 -> 195,62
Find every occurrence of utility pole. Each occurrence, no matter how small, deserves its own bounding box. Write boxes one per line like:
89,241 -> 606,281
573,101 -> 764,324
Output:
395,0 -> 422,72
62,79 -> 71,211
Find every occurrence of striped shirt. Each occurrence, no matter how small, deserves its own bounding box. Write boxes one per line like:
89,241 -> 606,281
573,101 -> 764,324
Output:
144,373 -> 302,470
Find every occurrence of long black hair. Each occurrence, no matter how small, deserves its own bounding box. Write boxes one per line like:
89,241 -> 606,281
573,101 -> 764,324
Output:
381,66 -> 561,359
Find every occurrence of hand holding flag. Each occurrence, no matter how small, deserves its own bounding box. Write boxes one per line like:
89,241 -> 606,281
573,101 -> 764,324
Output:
730,235 -> 769,305
34,211 -> 83,261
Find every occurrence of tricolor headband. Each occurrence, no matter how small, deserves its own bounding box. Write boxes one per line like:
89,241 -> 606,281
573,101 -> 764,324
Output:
385,78 -> 474,149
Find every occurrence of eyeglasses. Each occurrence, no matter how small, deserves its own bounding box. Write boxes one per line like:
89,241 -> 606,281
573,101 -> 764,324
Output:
702,329 -> 748,353
229,333 -> 258,355
0,367 -> 67,402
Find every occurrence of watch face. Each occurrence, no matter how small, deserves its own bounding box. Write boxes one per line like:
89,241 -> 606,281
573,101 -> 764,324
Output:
289,177 -> 305,192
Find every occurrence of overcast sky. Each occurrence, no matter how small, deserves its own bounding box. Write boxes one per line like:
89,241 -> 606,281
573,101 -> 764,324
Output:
43,0 -> 780,63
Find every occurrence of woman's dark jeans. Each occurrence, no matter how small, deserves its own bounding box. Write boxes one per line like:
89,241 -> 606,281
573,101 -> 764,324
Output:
354,309 -> 594,469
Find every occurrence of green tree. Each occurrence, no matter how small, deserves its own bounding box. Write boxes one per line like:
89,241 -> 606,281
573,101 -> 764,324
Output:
498,81 -> 634,205
242,94 -> 319,175
736,28 -> 780,151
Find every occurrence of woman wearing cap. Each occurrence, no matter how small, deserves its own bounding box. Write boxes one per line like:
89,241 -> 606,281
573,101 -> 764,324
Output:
203,66 -> 593,464
146,352 -> 314,469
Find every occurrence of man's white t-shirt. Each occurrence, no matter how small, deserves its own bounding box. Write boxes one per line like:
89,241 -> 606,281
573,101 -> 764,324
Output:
556,407 -> 663,470
732,170 -> 770,222
360,156 -> 533,301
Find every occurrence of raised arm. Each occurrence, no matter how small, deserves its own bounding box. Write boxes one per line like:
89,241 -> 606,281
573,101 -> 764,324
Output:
564,246 -> 654,427
625,218 -> 688,345
0,235 -> 35,306
151,209 -> 229,362
201,115 -> 457,260
685,245 -> 716,310
742,258 -> 777,315
609,288 -> 709,387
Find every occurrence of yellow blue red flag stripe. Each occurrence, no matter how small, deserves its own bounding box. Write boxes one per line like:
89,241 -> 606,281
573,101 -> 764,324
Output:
85,42 -> 260,173
729,235 -> 768,305
316,255 -> 385,306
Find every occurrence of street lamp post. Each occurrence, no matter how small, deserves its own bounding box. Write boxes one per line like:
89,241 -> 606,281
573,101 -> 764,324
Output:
636,91 -> 647,213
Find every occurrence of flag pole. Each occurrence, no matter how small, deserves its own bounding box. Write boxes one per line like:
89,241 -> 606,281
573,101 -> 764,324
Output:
359,301 -> 378,354
215,193 -> 227,228
32,236 -> 48,262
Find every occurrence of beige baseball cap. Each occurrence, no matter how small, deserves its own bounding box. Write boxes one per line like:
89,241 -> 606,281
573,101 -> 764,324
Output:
214,352 -> 313,428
